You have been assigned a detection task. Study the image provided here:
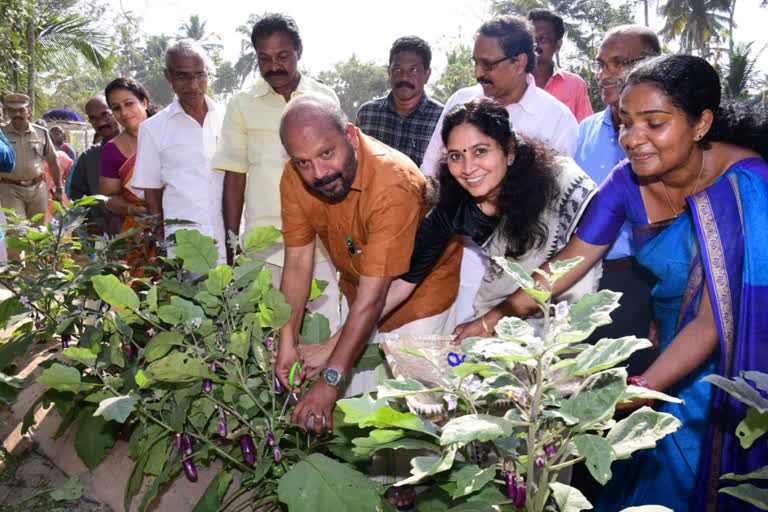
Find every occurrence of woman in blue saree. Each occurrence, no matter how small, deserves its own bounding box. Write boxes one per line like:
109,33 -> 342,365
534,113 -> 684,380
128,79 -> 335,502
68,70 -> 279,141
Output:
488,54 -> 768,511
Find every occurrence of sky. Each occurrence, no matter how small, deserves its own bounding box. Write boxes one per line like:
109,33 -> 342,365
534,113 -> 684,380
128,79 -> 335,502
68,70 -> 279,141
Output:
108,0 -> 768,87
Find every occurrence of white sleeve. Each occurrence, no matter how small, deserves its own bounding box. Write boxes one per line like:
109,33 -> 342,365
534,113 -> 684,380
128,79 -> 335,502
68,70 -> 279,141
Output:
552,110 -> 578,158
420,89 -> 464,177
131,123 -> 163,189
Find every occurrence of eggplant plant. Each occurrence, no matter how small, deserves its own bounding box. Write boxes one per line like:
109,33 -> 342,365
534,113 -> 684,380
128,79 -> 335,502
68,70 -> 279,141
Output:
332,256 -> 684,512
0,202 -> 385,511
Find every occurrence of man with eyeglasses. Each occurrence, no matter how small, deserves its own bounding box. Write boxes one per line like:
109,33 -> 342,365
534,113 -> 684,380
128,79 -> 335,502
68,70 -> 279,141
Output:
355,36 -> 443,167
131,39 -> 227,264
212,13 -> 341,329
528,9 -> 592,122
574,25 -> 662,374
67,93 -> 123,235
420,15 -> 578,325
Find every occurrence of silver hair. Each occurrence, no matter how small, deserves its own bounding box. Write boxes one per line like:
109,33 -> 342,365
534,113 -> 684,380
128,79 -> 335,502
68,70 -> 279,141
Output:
165,39 -> 213,73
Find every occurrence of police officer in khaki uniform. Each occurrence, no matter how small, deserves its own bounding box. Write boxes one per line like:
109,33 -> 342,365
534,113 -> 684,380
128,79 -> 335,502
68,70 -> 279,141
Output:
0,93 -> 62,221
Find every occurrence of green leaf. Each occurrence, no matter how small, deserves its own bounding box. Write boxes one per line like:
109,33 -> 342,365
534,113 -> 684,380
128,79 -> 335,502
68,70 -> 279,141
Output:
94,394 -> 138,423
378,378 -> 440,399
352,431 -> 439,457
605,407 -> 682,459
243,225 -> 282,253
397,445 -> 458,486
301,312 -> 331,344
548,257 -> 585,284
549,482 -> 592,512
461,337 -> 537,362
206,265 -> 233,296
157,305 -> 184,324
262,288 -> 292,330
173,229 -> 219,274
0,297 -> 21,328
108,333 -> 125,368
50,476 -> 83,501
309,278 -> 329,301
440,414 -> 517,447
75,410 -> 116,469
492,256 -> 535,289
568,336 -> 653,376
623,385 -> 683,404
358,406 -> 438,436
452,464 -> 496,498
91,274 -> 139,310
735,407 -> 768,449
37,364 -> 94,393
561,368 -> 627,431
195,291 -> 222,315
147,286 -> 158,312
573,434 -> 614,485
718,484 -> 768,510
170,295 -> 205,323
277,453 -> 381,512
744,371 -> 768,394
722,464 -> 768,481
0,332 -> 35,372
135,369 -> 149,388
144,332 -> 184,362
232,259 -> 265,288
62,347 -> 98,366
354,344 -> 386,370
494,316 -> 538,344
193,470 -> 233,512
555,290 -> 622,344
703,374 -> 768,413
227,331 -> 250,360
148,352 -> 215,383
337,393 -> 389,425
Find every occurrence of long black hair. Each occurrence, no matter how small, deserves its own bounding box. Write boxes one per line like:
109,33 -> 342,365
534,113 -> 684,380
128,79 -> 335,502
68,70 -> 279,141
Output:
438,98 -> 558,258
620,54 -> 768,160
104,77 -> 159,118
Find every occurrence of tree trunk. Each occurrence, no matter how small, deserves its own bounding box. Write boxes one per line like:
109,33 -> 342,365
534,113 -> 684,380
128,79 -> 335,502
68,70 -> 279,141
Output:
728,0 -> 736,54
25,13 -> 35,115
644,0 -> 649,26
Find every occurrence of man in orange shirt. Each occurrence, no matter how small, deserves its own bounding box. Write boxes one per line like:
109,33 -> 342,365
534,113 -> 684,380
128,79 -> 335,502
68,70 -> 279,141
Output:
275,95 -> 460,433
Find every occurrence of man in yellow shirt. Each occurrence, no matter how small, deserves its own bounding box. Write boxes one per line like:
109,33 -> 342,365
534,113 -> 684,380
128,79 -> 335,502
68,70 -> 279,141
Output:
212,13 -> 340,328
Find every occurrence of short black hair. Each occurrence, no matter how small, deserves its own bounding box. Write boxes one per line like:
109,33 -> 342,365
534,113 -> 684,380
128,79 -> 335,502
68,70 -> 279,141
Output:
389,36 -> 432,69
477,16 -> 536,73
251,13 -> 302,50
527,9 -> 565,41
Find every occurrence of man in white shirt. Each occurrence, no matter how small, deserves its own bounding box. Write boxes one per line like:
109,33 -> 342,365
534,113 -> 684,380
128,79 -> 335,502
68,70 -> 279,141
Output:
132,40 -> 226,265
421,15 -> 579,324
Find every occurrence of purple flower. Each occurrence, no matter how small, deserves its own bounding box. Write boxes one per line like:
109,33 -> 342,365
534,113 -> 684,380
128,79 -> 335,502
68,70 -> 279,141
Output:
182,458 -> 197,481
273,447 -> 282,462
513,478 -> 526,510
545,443 -> 557,458
124,344 -> 133,361
218,408 -> 227,437
203,379 -> 212,392
264,336 -> 273,349
443,393 -> 458,411
208,361 -> 216,372
554,301 -> 570,322
192,317 -> 202,329
275,377 -> 285,393
61,334 -> 70,350
19,296 -> 29,306
240,435 -> 256,466
506,472 -> 516,500
146,328 -> 157,337
266,431 -> 276,447
535,456 -> 544,469
34,313 -> 41,329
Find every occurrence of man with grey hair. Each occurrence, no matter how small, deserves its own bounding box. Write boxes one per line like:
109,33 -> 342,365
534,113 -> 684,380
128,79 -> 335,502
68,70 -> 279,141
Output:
131,38 -> 226,264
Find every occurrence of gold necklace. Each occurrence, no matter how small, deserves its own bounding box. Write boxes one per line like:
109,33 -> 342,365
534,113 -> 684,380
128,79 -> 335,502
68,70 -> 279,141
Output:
661,152 -> 706,218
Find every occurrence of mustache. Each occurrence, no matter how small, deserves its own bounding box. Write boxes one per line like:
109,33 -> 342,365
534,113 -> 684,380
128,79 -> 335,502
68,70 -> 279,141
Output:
395,81 -> 415,89
477,77 -> 494,86
599,78 -> 620,88
264,70 -> 289,79
313,172 -> 342,187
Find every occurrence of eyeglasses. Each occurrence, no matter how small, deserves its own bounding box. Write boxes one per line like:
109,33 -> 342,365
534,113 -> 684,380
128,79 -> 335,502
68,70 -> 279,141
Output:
87,111 -> 114,125
589,57 -> 645,74
470,55 -> 514,72
172,71 -> 208,83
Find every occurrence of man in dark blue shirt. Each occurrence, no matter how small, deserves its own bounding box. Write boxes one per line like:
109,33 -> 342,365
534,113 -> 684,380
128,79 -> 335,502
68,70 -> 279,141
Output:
0,127 -> 14,174
355,36 -> 443,167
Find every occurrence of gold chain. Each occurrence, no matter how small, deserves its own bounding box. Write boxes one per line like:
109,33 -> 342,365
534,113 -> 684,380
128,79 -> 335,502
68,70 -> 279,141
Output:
661,152 -> 706,218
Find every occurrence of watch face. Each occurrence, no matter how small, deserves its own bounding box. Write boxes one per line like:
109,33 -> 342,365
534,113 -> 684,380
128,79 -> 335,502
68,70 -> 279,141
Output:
324,367 -> 342,386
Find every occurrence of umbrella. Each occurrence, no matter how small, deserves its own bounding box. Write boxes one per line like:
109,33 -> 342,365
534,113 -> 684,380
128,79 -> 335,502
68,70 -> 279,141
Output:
42,109 -> 84,122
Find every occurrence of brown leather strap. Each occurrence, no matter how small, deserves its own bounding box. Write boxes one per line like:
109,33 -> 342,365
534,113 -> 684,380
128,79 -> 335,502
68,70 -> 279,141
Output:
0,174 -> 46,187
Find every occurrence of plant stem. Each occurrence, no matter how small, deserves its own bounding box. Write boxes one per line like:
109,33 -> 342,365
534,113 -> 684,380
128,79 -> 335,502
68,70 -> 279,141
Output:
548,456 -> 585,472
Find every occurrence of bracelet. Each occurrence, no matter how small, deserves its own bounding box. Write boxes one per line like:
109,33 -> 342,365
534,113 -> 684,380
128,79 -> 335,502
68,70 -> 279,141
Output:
627,375 -> 654,406
480,314 -> 492,337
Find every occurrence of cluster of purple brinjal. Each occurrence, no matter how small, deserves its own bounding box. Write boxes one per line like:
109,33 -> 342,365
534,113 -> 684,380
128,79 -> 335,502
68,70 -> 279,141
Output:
505,442 -> 558,509
178,336 -> 282,481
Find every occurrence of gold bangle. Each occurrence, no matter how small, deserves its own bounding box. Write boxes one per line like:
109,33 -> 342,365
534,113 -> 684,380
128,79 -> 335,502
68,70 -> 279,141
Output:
481,314 -> 492,337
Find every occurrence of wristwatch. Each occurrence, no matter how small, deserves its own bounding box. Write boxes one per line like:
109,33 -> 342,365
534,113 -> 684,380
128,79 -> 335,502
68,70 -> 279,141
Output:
321,367 -> 345,388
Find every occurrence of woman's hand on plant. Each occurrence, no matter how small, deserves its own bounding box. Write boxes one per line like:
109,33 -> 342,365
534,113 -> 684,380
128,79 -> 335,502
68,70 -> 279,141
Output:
297,331 -> 340,379
291,380 -> 338,434
452,316 -> 492,344
275,343 -> 303,392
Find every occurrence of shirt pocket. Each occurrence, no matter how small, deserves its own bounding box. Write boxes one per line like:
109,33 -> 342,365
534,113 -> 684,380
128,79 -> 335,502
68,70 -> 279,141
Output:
159,133 -> 204,182
27,138 -> 44,158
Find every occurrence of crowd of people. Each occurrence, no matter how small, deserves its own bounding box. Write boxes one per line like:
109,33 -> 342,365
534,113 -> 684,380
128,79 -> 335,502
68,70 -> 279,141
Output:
1,9 -> 766,512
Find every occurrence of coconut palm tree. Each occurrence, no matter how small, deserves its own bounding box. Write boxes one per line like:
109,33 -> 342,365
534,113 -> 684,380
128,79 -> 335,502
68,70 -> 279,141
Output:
658,0 -> 731,58
177,14 -> 223,58
234,14 -> 262,87
723,41 -> 763,99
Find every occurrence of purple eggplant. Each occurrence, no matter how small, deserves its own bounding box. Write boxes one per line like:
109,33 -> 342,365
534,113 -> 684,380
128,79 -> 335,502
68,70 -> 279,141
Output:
240,435 -> 256,466
203,379 -> 212,392
61,334 -> 70,350
545,443 -> 557,458
536,456 -> 544,468
264,336 -> 273,349
275,377 -> 285,393
208,361 -> 216,372
182,458 -> 198,481
506,471 -> 516,500
513,478 -> 526,510
124,343 -> 133,361
175,434 -> 181,450
273,447 -> 282,462
182,433 -> 193,456
266,431 -> 276,447
218,408 -> 227,437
